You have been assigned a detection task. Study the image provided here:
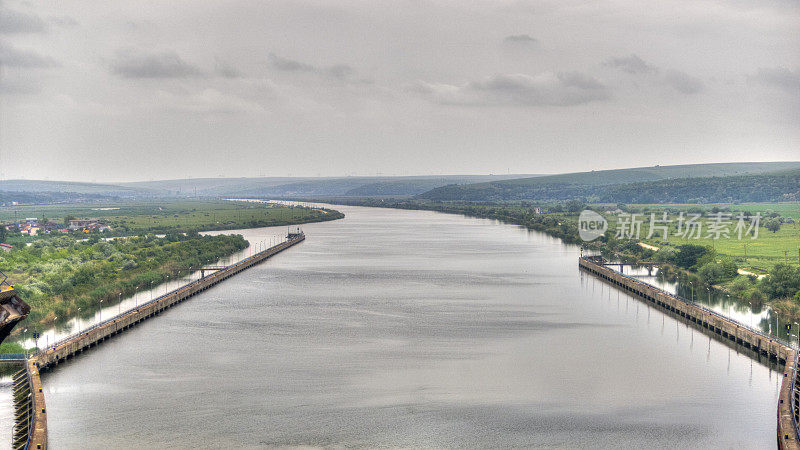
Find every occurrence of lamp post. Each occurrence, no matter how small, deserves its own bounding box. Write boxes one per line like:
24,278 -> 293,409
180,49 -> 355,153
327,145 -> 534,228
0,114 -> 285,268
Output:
795,322 -> 799,347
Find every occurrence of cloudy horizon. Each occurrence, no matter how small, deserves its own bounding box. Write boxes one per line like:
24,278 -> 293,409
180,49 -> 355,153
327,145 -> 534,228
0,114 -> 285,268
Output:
1,0 -> 798,182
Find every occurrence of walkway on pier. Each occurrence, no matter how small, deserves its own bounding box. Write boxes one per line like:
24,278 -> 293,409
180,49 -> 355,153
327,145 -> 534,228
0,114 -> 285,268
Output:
579,256 -> 800,450
18,232 -> 306,449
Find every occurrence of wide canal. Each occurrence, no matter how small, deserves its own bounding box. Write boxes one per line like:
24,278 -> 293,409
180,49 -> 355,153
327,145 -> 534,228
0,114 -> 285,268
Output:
39,204 -> 779,448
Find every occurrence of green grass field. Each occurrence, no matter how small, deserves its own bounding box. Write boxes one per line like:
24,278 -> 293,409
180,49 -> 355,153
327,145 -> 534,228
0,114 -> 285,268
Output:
436,201 -> 799,272
0,199 -> 341,237
600,203 -> 800,272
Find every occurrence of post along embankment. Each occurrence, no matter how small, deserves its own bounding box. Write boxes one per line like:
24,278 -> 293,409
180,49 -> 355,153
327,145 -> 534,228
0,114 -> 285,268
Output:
579,256 -> 800,449
21,232 -> 305,449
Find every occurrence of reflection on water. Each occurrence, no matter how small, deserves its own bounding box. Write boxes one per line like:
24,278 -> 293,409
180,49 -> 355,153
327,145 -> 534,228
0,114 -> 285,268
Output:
622,264 -> 796,344
25,205 -> 782,448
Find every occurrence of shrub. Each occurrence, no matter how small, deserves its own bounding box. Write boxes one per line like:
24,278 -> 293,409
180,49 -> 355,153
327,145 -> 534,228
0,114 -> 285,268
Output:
760,263 -> 800,300
698,262 -> 725,285
673,244 -> 711,270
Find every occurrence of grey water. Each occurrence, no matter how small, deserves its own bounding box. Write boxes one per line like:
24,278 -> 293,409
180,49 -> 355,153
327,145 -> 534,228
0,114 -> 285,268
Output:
40,205 -> 779,448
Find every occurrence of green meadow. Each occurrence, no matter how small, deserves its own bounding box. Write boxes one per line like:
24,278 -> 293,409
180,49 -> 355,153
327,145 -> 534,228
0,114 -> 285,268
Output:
600,203 -> 799,273
0,199 -> 342,238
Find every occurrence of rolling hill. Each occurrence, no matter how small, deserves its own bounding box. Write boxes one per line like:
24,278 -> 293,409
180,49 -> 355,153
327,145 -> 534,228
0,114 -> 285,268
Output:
121,174 -> 542,198
418,162 -> 800,202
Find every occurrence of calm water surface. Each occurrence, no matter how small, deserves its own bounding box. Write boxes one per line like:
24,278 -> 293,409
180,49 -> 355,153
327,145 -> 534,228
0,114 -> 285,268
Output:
41,205 -> 780,448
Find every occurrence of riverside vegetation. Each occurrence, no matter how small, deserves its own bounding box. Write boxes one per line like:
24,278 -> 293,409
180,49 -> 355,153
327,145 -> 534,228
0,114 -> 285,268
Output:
4,233 -> 248,324
0,199 -> 343,240
0,200 -> 344,344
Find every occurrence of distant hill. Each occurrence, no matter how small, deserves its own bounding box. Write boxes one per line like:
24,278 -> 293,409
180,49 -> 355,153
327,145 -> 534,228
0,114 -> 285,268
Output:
595,169 -> 800,203
418,162 -> 800,202
0,180 -> 154,198
0,175 -> 539,199
118,177 -> 306,196
3,162 -> 797,203
0,190 -> 115,205
123,174 -> 541,198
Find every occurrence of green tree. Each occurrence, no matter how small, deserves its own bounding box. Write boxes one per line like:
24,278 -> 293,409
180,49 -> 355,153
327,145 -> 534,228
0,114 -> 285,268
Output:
764,218 -> 781,233
673,244 -> 710,270
719,258 -> 738,279
698,262 -> 724,285
729,276 -> 753,296
760,263 -> 800,299
565,200 -> 586,213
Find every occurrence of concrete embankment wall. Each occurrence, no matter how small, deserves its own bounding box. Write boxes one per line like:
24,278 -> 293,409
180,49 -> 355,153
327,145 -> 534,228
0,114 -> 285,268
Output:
27,361 -> 46,450
579,257 -> 800,449
23,234 -> 305,449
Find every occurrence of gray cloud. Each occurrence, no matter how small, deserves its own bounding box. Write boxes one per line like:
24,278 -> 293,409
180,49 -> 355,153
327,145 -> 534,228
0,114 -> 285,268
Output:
156,88 -> 265,114
0,41 -> 57,67
215,60 -> 243,78
748,67 -> 800,92
1,1 -> 797,182
268,53 -> 367,83
603,56 -> 704,95
268,53 -> 314,72
110,49 -> 203,78
412,72 -> 609,107
603,55 -> 657,74
49,15 -> 78,28
503,34 -> 537,45
664,70 -> 704,94
0,2 -> 46,33
0,76 -> 39,94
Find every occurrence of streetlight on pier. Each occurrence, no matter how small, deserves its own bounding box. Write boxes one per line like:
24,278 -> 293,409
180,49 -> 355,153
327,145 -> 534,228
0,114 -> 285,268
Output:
795,322 -> 799,347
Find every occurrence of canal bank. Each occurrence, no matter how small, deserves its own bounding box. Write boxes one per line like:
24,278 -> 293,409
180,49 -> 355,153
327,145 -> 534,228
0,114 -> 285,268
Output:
579,255 -> 800,448
16,232 -> 305,449
37,205 -> 785,448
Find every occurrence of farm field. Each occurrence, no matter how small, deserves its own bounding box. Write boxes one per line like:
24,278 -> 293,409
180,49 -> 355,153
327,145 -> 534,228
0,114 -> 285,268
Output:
0,199 -> 343,238
603,203 -> 800,272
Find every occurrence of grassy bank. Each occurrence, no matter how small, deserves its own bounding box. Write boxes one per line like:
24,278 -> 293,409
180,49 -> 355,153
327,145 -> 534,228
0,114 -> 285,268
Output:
4,233 -> 248,327
0,199 -> 343,241
0,199 -> 345,334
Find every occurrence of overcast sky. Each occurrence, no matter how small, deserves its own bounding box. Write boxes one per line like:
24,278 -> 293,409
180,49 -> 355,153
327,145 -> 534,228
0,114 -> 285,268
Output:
0,0 -> 798,182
